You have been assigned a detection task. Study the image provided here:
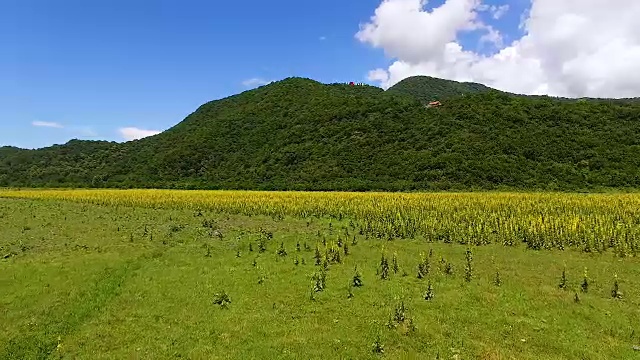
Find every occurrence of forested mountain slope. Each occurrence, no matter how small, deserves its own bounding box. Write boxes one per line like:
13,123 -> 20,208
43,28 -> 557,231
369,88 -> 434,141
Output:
1,77 -> 640,191
387,76 -> 493,102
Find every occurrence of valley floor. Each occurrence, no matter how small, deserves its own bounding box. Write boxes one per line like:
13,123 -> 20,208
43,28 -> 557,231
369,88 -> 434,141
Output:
0,195 -> 639,359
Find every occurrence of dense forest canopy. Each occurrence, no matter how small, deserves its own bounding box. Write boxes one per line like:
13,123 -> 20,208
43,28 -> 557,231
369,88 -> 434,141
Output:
386,75 -> 494,102
1,76 -> 640,191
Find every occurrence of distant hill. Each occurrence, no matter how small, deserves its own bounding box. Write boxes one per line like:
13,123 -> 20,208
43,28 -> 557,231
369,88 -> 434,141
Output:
1,76 -> 640,191
387,76 -> 640,105
387,76 -> 494,103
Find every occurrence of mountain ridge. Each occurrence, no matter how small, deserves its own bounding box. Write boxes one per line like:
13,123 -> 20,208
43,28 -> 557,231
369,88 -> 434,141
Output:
2,75 -> 640,191
387,75 -> 495,103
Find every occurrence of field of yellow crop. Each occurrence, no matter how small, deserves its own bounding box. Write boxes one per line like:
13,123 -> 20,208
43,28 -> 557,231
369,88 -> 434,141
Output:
2,189 -> 639,255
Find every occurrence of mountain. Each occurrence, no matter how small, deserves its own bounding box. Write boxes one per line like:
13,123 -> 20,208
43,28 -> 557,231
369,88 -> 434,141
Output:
1,76 -> 640,191
387,76 -> 494,103
389,76 -> 640,105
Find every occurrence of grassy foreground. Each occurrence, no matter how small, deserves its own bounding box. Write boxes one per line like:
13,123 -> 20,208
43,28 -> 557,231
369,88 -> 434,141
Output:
0,191 -> 639,359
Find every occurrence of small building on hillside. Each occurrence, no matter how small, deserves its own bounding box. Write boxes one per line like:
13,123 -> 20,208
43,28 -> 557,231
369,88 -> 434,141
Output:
427,101 -> 442,108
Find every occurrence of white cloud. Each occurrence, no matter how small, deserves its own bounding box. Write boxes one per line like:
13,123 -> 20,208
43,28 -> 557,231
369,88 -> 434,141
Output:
32,121 -> 63,128
485,4 -> 509,19
356,0 -> 483,64
367,68 -> 391,84
118,127 -> 161,141
358,0 -> 640,98
493,4 -> 509,19
242,78 -> 273,88
475,22 -> 503,47
476,3 -> 509,19
320,36 -> 327,41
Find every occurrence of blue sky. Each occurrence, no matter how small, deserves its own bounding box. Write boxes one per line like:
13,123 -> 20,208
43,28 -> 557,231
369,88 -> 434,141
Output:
1,0 -> 525,149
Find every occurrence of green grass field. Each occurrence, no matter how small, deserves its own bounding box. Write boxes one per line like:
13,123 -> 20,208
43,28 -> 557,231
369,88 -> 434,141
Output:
1,197 -> 639,359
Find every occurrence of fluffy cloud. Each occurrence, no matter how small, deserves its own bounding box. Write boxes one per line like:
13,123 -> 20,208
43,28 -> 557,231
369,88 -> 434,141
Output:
242,78 -> 273,88
491,4 -> 509,19
32,121 -> 63,128
118,127 -> 161,141
358,0 -> 640,98
356,0 -> 482,64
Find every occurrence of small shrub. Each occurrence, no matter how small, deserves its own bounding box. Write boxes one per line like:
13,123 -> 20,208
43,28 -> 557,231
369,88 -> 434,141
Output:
294,256 -> 299,266
277,242 -> 287,257
249,243 -> 253,252
424,282 -> 434,301
440,257 -> 454,275
314,245 -> 322,265
581,267 -> 589,293
392,252 -> 399,274
258,238 -> 267,253
611,274 -> 622,299
464,248 -> 473,282
296,242 -> 301,252
343,242 -> 349,256
353,266 -> 363,287
559,268 -> 568,290
313,270 -> 327,292
417,253 -> 430,279
212,292 -> 231,308
444,262 -> 453,275
494,271 -> 502,287
574,292 -> 580,303
334,247 -> 342,263
380,252 -> 390,280
388,301 -> 416,335
259,228 -> 273,241
393,301 -> 407,323
372,335 -> 384,354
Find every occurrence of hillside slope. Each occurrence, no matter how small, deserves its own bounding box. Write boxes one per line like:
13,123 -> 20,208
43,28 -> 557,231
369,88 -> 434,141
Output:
387,76 -> 493,103
1,77 -> 640,191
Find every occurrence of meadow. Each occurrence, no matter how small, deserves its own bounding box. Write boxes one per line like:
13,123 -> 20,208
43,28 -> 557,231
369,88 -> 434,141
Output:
1,190 -> 639,359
